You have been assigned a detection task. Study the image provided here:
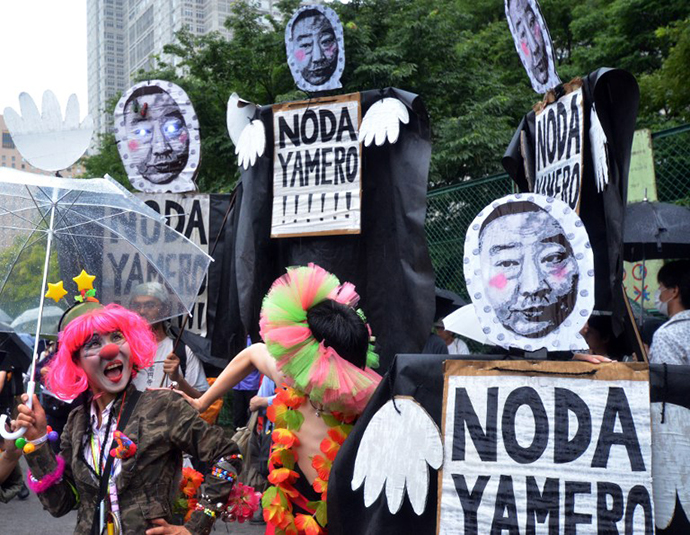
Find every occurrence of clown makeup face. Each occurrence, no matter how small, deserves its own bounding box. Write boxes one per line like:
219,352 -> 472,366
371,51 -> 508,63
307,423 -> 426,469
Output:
291,11 -> 339,86
124,90 -> 189,184
78,331 -> 132,395
508,0 -> 549,85
479,209 -> 578,338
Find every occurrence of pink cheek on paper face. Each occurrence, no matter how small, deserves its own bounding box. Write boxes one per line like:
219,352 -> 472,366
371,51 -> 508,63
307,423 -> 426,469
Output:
520,40 -> 530,57
325,44 -> 336,58
554,265 -> 569,281
295,49 -> 306,62
489,273 -> 508,290
179,132 -> 188,144
128,140 -> 139,151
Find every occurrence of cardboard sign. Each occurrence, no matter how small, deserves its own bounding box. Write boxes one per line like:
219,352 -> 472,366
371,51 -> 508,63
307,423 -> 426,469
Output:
102,194 -> 211,334
438,360 -> 653,535
271,93 -> 362,238
535,89 -> 584,212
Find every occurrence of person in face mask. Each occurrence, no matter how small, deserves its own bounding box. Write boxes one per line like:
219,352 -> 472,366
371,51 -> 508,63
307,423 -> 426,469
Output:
649,260 -> 690,365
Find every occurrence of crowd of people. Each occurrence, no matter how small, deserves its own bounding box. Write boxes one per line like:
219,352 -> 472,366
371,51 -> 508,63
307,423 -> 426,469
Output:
0,256 -> 687,535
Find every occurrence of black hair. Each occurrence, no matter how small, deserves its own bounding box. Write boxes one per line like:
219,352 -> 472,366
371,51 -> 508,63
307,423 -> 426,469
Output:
307,299 -> 369,369
479,200 -> 543,236
292,8 -> 329,32
658,260 -> 690,309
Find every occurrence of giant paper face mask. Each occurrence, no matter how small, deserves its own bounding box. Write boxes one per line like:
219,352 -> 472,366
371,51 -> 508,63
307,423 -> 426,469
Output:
114,81 -> 200,193
285,5 -> 345,93
505,0 -> 560,94
464,193 -> 594,351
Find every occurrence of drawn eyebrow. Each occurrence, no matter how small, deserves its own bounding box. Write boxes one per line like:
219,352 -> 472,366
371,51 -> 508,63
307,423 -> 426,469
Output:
540,233 -> 568,246
489,243 -> 519,255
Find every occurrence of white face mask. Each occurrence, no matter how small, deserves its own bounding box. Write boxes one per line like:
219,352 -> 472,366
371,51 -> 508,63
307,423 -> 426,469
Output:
654,288 -> 670,317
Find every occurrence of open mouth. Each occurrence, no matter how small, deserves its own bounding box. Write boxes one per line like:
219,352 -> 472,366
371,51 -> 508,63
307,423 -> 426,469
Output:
104,360 -> 124,383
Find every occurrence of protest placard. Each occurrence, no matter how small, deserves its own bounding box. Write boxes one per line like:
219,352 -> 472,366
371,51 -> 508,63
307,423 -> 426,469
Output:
535,89 -> 584,212
437,360 -> 653,534
102,193 -> 211,334
271,93 -> 361,237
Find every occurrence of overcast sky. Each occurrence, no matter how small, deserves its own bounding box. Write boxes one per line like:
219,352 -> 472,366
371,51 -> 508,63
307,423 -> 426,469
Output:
0,1 -> 88,119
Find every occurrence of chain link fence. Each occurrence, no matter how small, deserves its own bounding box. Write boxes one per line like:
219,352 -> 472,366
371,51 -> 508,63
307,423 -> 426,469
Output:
426,124 -> 690,299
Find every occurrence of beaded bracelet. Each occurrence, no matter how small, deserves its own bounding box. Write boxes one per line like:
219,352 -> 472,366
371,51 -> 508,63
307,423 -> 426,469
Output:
26,454 -> 66,493
194,503 -> 217,518
211,466 -> 235,483
16,426 -> 59,454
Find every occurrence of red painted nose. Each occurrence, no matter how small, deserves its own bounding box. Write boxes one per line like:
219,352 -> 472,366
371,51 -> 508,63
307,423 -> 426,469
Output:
99,343 -> 120,359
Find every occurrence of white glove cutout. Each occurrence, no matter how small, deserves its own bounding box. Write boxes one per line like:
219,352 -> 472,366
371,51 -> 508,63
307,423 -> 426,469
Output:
352,397 -> 443,515
359,98 -> 410,147
589,103 -> 610,193
4,91 -> 93,171
226,92 -> 265,170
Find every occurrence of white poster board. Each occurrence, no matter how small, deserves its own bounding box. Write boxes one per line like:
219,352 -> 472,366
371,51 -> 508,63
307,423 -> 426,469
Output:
103,193 -> 211,335
438,360 -> 654,534
271,93 -> 362,238
535,89 -> 585,212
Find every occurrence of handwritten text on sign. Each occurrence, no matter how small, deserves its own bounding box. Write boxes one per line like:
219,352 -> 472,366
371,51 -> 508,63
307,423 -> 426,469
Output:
272,93 -> 361,237
535,89 -> 584,212
104,194 -> 210,335
438,363 -> 653,534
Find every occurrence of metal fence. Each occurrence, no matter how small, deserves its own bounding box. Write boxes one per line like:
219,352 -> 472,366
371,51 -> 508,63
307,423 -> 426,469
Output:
426,124 -> 690,299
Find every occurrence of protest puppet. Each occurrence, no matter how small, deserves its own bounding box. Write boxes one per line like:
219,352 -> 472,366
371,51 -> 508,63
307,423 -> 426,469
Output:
502,0 -> 640,334
285,5 -> 345,93
329,195 -> 690,535
223,5 -> 435,370
505,0 -> 561,94
114,80 -> 200,194
464,194 -> 594,352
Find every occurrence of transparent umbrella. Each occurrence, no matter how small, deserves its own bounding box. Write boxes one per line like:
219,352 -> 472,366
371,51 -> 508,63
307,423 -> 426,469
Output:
0,168 -> 212,439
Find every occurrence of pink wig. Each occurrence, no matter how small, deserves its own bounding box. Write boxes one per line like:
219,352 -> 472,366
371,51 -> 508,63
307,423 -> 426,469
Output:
47,304 -> 156,400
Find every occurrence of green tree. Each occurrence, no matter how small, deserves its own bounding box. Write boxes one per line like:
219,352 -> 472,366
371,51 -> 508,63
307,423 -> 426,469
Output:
83,0 -> 690,190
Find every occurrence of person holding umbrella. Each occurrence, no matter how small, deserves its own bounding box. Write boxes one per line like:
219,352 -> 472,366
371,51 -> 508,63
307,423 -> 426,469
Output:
649,260 -> 690,365
11,302 -> 243,535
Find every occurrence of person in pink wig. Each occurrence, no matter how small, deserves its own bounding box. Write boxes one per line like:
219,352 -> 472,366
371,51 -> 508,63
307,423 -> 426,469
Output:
12,303 -> 243,535
177,263 -> 381,534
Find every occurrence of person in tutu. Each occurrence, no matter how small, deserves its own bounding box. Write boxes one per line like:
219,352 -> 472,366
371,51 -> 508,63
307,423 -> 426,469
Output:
177,264 -> 381,534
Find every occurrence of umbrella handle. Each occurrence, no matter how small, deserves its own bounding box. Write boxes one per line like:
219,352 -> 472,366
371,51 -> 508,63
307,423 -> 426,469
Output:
0,381 -> 34,440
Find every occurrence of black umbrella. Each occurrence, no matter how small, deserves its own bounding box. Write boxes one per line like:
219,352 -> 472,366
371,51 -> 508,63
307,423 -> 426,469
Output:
624,201 -> 690,261
434,287 -> 467,322
0,321 -> 32,373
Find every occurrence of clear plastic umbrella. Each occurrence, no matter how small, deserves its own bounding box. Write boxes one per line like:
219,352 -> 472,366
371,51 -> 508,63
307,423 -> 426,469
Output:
0,168 -> 212,439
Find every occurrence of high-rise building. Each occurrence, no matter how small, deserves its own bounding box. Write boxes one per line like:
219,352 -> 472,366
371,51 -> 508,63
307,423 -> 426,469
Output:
87,0 -> 280,140
87,0 -> 127,137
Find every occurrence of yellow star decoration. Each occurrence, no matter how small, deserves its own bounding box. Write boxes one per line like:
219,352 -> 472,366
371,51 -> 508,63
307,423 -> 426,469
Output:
73,270 -> 96,292
45,281 -> 68,303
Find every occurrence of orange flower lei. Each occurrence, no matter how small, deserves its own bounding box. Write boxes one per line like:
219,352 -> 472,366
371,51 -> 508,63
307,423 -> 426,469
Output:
262,386 -> 355,535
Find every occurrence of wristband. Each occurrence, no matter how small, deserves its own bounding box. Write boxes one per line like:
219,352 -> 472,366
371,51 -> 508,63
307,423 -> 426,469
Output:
26,454 -> 66,493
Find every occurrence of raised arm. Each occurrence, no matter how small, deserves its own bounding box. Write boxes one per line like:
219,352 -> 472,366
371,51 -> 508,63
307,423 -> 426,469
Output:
187,343 -> 281,413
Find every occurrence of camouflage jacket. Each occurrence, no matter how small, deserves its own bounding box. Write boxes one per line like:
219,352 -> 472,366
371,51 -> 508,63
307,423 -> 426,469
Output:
26,385 -> 241,535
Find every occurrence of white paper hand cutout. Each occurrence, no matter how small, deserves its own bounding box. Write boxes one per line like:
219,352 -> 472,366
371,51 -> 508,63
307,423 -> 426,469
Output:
352,397 -> 443,515
226,92 -> 265,170
589,103 -> 610,193
3,91 -> 93,171
359,98 -> 410,147
651,402 -> 690,530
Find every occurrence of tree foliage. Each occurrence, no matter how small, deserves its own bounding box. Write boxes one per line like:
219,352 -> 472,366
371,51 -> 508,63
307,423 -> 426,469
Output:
82,0 -> 690,191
